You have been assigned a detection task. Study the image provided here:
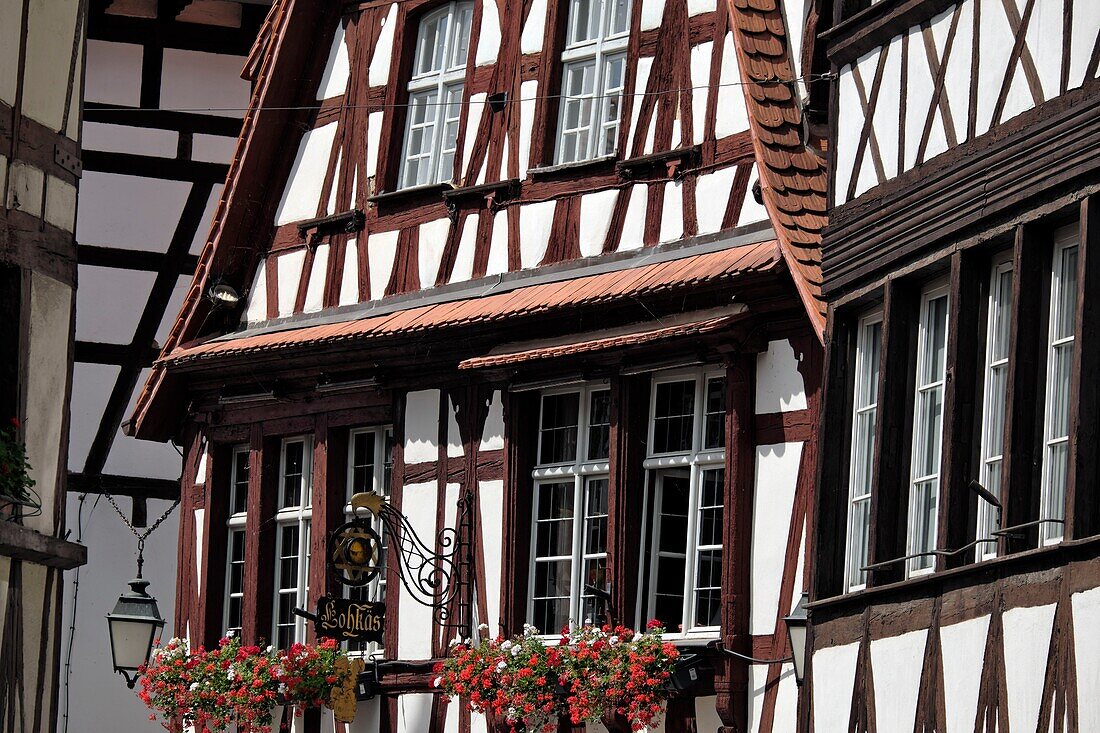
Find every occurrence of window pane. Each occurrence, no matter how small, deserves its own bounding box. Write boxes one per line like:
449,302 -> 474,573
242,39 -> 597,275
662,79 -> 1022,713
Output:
909,478 -> 938,571
607,0 -> 631,35
449,4 -> 473,69
653,556 -> 685,630
282,441 -> 304,508
657,474 -> 689,553
232,449 -> 249,515
693,549 -> 722,628
584,478 -> 609,555
704,378 -> 726,449
540,393 -> 580,463
587,390 -> 611,460
653,381 -> 695,453
697,469 -> 724,547
847,316 -> 880,589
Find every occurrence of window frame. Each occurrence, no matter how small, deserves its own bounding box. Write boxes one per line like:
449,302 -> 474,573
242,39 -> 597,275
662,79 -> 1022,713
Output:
1039,225 -> 1080,545
553,0 -> 632,165
223,444 -> 250,637
397,1 -> 473,190
905,281 -> 950,578
526,382 -> 612,636
642,367 -> 727,639
344,426 -> 394,657
975,253 -> 1014,561
843,310 -> 882,592
272,436 -> 314,648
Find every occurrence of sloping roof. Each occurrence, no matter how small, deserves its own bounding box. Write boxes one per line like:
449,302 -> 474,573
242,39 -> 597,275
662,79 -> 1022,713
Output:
157,240 -> 781,366
726,0 -> 828,339
457,307 -> 748,370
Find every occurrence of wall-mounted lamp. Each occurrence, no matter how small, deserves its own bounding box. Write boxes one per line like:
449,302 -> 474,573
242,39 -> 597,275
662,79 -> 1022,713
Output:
106,578 -> 165,688
206,279 -> 241,307
784,591 -> 809,685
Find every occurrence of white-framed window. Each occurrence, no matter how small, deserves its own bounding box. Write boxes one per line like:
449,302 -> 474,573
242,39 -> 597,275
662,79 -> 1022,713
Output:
642,368 -> 726,637
224,445 -> 250,636
906,283 -> 949,576
976,255 -> 1014,560
345,426 -> 394,656
844,311 -> 882,591
554,0 -> 631,164
1040,226 -> 1079,545
273,436 -> 313,649
398,1 -> 473,189
528,384 -> 611,634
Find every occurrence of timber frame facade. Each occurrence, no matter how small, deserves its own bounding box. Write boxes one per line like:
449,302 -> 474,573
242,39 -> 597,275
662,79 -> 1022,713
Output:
1,1 -> 89,731
130,0 -> 832,731
811,0 -> 1100,731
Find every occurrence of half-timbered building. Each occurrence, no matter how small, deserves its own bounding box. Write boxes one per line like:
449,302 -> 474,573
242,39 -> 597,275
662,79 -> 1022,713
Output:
59,2 -> 266,730
1,1 -> 89,731
129,0 -> 830,730
811,0 -> 1100,730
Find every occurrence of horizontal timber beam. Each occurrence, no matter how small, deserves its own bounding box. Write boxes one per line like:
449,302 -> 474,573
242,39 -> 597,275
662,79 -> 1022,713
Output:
68,472 -> 181,501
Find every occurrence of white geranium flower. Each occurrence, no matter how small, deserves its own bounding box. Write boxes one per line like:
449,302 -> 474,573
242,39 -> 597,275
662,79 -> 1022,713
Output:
478,623 -> 489,631
432,676 -> 442,688
496,661 -> 507,671
500,640 -> 512,651
189,683 -> 199,692
609,636 -> 619,645
510,645 -> 522,657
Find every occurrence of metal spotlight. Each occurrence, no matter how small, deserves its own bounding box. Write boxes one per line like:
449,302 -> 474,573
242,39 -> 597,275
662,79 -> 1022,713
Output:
206,280 -> 241,307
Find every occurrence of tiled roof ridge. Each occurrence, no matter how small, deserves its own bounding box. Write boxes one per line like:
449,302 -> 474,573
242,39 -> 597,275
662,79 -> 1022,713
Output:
725,0 -> 828,342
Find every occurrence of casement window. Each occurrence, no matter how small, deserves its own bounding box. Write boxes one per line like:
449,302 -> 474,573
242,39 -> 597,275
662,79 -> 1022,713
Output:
844,312 -> 882,591
223,445 -> 250,636
976,256 -> 1014,559
554,0 -> 631,164
273,437 -> 313,649
642,369 -> 726,635
906,284 -> 949,576
1040,226 -> 1079,545
528,385 -> 611,634
345,427 -> 394,655
399,1 -> 473,189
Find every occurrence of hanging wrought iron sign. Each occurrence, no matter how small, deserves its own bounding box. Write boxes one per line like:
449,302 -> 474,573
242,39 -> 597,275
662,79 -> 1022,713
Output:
314,596 -> 385,643
323,491 -> 470,633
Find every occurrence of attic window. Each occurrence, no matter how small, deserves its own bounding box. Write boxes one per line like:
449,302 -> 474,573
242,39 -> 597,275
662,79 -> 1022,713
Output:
398,1 -> 474,189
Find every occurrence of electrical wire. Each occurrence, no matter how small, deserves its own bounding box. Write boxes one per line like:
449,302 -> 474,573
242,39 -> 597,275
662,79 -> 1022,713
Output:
89,73 -> 836,115
60,491 -> 102,733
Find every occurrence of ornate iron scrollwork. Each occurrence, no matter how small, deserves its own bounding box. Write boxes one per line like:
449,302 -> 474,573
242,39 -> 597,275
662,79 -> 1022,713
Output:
330,492 -> 472,631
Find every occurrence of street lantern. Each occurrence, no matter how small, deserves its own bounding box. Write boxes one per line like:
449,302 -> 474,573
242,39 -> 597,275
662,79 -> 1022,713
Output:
106,578 -> 165,688
784,591 -> 809,685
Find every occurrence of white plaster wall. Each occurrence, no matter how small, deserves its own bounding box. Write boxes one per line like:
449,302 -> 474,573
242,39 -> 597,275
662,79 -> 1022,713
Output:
450,213 -> 479,284
420,217 -> 451,289
346,698 -> 382,733
317,23 -> 350,100
1072,586 -> 1100,729
1069,1 -> 1100,88
303,243 -> 330,313
749,442 -> 802,635
618,184 -> 647,251
834,62 -> 860,207
369,4 -> 398,86
404,390 -> 441,464
479,391 -> 505,451
398,482 -> 438,660
244,261 -> 268,324
942,2 -> 974,146
479,478 -> 504,637
276,249 -> 306,317
715,32 -> 750,139
21,0 -> 82,132
694,695 -> 723,732
486,208 -> 509,276
869,629 -> 925,733
45,176 -> 78,233
812,642 -> 859,731
0,0 -> 22,106
659,180 -> 684,243
6,161 -> 43,216
520,200 -> 555,267
369,230 -> 400,299
625,57 -> 653,155
689,41 -> 712,145
521,0 -> 547,53
755,339 -> 808,413
83,122 -> 177,158
1002,603 -> 1056,732
23,274 -> 72,534
578,189 -> 617,257
339,239 -> 359,306
518,79 -> 538,178
274,122 -> 338,226
475,0 -> 501,66
58,494 -> 179,733
940,614 -> 990,732
462,94 -> 487,179
740,168 -> 769,224
640,0 -> 665,31
446,396 -> 464,458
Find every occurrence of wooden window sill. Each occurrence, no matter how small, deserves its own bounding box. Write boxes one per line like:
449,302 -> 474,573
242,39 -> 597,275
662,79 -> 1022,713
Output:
616,146 -> 701,179
528,155 -> 617,180
367,182 -> 450,209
